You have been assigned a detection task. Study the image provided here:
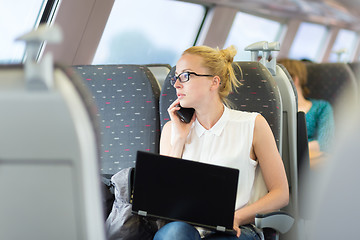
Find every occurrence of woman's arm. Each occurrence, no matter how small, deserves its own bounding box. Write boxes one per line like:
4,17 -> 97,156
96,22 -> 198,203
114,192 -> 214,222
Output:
234,115 -> 289,227
316,101 -> 335,151
160,121 -> 186,157
308,101 -> 334,168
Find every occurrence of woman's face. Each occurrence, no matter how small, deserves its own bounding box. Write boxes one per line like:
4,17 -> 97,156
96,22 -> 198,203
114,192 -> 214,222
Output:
174,53 -> 214,108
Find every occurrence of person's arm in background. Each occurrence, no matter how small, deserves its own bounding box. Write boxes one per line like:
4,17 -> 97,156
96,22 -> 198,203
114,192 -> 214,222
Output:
309,101 -> 335,168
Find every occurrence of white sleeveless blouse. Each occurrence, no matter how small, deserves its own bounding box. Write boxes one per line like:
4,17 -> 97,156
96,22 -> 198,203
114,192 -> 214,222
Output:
182,106 -> 259,210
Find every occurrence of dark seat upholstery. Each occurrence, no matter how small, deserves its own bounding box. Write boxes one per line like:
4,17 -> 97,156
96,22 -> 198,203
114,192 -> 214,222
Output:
73,65 -> 161,176
305,63 -> 358,112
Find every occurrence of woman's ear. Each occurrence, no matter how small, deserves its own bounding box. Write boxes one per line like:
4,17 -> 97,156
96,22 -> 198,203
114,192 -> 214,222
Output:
211,76 -> 221,89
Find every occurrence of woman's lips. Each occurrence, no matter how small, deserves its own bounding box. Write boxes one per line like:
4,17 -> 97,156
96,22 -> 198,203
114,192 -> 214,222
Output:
177,93 -> 185,99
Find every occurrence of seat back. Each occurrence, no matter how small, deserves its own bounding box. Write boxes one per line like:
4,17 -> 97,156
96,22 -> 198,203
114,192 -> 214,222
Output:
305,63 -> 358,115
0,64 -> 105,240
73,65 -> 161,176
233,62 -> 283,151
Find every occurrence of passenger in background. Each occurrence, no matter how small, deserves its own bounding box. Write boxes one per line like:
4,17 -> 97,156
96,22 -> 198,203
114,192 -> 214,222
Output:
278,59 -> 335,169
155,45 -> 289,240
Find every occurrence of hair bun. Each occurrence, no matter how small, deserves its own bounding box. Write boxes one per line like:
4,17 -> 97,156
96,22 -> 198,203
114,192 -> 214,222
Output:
220,45 -> 237,63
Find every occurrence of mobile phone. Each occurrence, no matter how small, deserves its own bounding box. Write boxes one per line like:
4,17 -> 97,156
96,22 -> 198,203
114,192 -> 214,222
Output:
176,105 -> 195,123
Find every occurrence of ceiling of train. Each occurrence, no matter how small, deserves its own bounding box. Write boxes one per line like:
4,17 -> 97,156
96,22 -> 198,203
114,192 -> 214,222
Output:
196,0 -> 360,31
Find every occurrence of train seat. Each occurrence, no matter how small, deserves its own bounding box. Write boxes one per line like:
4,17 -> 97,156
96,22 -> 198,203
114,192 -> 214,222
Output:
252,47 -> 304,239
305,62 -> 358,116
0,64 -> 106,239
159,62 -> 295,239
72,65 -> 161,178
0,24 -> 105,240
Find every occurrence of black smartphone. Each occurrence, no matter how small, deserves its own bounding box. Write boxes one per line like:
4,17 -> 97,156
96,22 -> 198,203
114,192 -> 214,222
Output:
176,105 -> 195,123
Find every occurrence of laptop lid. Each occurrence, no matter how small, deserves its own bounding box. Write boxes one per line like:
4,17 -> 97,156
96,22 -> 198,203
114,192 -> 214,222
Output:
132,151 -> 239,234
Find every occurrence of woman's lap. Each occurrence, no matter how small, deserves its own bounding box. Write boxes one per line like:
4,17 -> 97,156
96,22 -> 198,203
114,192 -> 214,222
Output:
204,225 -> 261,240
153,221 -> 202,240
153,222 -> 261,240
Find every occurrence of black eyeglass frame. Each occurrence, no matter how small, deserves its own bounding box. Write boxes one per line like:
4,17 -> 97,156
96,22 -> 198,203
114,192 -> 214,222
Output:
170,71 -> 213,86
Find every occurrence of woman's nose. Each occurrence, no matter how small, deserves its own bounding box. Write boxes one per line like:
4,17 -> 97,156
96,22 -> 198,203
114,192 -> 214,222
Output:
174,78 -> 182,88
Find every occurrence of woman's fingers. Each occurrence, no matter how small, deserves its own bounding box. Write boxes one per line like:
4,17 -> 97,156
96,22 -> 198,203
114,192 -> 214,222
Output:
167,99 -> 181,120
234,226 -> 241,238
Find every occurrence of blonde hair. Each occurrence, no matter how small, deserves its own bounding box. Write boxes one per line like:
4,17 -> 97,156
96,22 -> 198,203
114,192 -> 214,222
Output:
278,59 -> 310,97
183,45 -> 241,107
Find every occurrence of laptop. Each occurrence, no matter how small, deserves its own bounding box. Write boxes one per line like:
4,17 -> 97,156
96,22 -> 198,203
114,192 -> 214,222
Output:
132,151 -> 239,235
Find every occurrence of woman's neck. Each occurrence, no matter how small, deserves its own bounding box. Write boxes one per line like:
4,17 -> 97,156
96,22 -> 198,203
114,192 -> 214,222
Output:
195,100 -> 224,130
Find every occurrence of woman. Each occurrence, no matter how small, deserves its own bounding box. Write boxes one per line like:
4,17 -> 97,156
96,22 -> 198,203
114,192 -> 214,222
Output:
278,59 -> 335,168
156,45 -> 289,240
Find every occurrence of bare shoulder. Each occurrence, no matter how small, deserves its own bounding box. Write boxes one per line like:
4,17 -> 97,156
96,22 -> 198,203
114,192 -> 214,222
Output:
162,120 -> 172,132
160,120 -> 173,141
253,114 -> 275,146
160,121 -> 172,155
254,114 -> 270,130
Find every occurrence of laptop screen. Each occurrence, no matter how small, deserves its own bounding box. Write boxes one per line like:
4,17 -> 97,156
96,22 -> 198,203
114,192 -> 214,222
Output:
132,151 -> 239,231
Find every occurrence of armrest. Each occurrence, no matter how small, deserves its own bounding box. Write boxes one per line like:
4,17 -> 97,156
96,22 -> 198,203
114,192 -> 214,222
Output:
255,211 -> 294,234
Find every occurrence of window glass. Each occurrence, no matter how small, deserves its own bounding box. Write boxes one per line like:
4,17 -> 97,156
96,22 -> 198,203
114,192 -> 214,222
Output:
329,29 -> 358,62
0,0 -> 47,64
93,0 -> 205,66
288,22 -> 327,61
224,12 -> 283,61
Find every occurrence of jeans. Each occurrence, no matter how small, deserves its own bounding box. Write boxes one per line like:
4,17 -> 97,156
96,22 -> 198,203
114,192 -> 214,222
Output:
153,221 -> 261,240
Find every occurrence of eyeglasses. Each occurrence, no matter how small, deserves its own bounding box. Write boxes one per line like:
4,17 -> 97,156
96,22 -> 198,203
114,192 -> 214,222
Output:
170,71 -> 213,86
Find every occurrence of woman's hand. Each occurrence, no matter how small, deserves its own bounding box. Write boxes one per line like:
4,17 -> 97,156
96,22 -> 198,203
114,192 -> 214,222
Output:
233,216 -> 241,238
233,211 -> 243,238
167,99 -> 196,146
160,99 -> 196,157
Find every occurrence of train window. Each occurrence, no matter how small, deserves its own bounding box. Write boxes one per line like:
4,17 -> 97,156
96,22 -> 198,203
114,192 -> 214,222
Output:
0,0 -> 49,64
288,22 -> 327,61
224,12 -> 282,61
328,29 -> 358,62
93,0 -> 206,66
